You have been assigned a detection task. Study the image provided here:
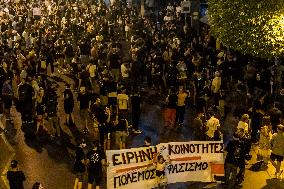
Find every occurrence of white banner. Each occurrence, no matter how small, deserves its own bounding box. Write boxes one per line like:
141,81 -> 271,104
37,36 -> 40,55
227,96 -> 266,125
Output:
107,146 -> 158,189
158,141 -> 224,184
107,141 -> 224,189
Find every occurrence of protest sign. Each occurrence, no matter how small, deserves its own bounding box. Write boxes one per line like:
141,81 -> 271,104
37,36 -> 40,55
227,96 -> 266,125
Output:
107,146 -> 158,189
158,141 -> 224,184
106,141 -> 224,189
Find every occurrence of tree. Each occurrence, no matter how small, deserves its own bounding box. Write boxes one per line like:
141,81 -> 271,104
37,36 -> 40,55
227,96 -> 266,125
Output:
208,0 -> 284,59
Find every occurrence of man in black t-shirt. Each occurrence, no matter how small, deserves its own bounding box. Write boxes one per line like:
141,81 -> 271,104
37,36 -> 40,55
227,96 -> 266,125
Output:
142,136 -> 152,147
45,83 -> 60,137
79,65 -> 92,92
7,160 -> 26,189
90,97 -> 109,148
17,78 -> 35,121
77,87 -> 91,132
108,46 -> 121,82
87,141 -> 106,189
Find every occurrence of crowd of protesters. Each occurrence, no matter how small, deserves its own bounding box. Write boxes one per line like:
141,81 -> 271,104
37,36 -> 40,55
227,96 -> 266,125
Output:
1,0 -> 284,188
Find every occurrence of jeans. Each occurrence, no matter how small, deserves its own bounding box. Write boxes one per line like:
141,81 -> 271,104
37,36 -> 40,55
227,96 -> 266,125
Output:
175,106 -> 185,124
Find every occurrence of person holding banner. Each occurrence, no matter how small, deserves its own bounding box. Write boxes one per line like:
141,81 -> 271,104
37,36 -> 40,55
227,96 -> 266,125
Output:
153,154 -> 171,189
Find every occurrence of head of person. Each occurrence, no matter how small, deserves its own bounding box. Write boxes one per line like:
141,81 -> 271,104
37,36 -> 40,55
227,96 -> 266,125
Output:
178,86 -> 184,93
10,160 -> 18,169
93,140 -> 100,150
256,73 -> 261,81
240,114 -> 249,123
232,132 -> 240,141
65,83 -> 71,90
144,136 -> 151,146
157,155 -> 164,164
79,139 -> 86,148
79,86 -> 86,94
32,182 -> 43,189
215,70 -> 220,77
4,77 -> 11,84
262,116 -> 271,126
196,110 -> 204,118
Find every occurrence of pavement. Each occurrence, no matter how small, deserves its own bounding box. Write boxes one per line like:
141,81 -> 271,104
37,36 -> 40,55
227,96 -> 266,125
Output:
0,117 -> 15,189
1,42 -> 284,189
1,83 -> 284,189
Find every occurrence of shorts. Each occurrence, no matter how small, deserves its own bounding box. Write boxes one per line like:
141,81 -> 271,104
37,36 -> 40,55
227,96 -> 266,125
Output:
114,131 -> 127,144
270,153 -> 284,162
88,172 -> 102,186
80,109 -> 89,120
76,172 -> 84,182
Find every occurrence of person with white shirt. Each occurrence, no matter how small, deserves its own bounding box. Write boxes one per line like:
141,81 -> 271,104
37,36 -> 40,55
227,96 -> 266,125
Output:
206,113 -> 221,140
121,62 -> 129,79
237,114 -> 250,135
211,71 -> 222,106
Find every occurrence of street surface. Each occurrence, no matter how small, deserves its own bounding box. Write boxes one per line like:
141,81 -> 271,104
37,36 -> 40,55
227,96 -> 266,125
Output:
0,42 -> 284,189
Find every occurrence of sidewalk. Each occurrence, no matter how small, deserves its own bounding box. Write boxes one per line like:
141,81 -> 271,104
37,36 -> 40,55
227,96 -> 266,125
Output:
0,118 -> 16,189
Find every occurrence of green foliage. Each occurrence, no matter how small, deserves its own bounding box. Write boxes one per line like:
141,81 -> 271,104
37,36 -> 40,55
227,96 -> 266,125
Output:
208,0 -> 284,59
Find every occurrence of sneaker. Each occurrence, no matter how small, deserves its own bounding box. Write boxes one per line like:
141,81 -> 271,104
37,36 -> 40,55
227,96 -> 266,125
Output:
133,129 -> 142,134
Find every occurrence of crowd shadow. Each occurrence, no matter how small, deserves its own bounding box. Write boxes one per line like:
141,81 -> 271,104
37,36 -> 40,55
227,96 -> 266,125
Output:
261,178 -> 284,189
249,161 -> 268,172
4,120 -> 17,145
21,120 -> 84,166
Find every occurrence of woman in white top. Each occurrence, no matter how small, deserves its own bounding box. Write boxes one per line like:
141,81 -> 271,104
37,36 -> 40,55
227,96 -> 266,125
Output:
258,116 -> 272,166
237,114 -> 250,136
